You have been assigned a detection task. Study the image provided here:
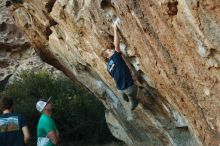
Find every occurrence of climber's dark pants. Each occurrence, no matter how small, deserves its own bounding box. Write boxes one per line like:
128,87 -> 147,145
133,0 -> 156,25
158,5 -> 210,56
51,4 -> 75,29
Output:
118,84 -> 138,110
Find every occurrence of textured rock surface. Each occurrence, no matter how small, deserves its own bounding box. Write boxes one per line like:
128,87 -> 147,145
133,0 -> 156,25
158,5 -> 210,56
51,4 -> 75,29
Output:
0,0 -> 60,90
7,0 -> 220,145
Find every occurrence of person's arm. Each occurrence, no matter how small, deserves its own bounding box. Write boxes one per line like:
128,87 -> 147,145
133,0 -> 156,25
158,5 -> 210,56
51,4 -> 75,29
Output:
47,131 -> 59,145
121,53 -> 133,72
56,130 -> 59,138
112,24 -> 136,80
121,53 -> 138,82
113,24 -> 120,52
22,126 -> 30,145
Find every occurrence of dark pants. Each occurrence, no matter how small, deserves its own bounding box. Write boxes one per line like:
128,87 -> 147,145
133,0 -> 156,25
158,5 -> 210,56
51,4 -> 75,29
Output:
118,84 -> 138,110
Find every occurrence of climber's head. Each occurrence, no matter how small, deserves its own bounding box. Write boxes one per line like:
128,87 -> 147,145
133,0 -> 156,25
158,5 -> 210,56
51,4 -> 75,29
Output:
101,48 -> 115,62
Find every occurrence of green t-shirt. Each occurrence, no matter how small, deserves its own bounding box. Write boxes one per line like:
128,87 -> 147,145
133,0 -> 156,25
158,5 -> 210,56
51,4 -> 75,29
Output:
37,114 -> 57,146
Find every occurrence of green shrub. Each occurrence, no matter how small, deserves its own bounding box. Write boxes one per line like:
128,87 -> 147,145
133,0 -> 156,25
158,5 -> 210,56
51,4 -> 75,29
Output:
3,71 -> 116,145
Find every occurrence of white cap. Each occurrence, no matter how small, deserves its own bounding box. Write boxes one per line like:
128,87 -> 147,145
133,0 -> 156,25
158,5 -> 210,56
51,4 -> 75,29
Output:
36,97 -> 52,112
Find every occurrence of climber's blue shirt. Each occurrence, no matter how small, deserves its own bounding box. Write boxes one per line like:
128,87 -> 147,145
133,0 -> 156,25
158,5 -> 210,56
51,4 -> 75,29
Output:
107,51 -> 133,90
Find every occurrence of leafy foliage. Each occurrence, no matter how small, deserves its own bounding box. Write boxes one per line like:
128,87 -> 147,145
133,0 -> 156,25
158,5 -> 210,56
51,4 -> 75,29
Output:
3,71 -> 115,145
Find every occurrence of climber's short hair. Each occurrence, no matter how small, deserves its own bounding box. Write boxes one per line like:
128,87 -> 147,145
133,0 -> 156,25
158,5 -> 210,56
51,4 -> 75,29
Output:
0,96 -> 14,111
101,48 -> 115,62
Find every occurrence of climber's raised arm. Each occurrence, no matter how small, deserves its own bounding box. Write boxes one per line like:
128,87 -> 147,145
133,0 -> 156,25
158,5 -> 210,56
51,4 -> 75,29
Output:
101,23 -> 139,111
113,24 -> 120,52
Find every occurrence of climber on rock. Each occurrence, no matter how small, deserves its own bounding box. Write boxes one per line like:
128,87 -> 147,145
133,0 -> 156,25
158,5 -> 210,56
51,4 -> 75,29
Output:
101,23 -> 138,111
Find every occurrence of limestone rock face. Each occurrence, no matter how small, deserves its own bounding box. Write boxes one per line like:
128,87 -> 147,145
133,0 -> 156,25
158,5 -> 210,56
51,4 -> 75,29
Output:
0,0 -> 30,89
8,0 -> 220,145
0,0 -> 59,89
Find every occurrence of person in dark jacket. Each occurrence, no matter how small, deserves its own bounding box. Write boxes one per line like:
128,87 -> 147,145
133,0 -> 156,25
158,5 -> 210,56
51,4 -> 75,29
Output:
0,96 -> 30,146
102,24 -> 138,110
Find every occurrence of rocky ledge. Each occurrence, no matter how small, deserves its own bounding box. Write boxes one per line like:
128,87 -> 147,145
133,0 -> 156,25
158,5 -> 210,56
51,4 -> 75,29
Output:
0,0 -> 60,89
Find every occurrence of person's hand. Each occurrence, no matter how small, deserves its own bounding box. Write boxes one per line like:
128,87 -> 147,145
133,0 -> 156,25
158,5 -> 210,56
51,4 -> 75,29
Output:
112,17 -> 120,27
112,22 -> 117,29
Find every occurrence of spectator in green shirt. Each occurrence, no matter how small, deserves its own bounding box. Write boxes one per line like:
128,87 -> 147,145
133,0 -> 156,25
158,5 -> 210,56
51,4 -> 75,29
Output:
36,97 -> 59,146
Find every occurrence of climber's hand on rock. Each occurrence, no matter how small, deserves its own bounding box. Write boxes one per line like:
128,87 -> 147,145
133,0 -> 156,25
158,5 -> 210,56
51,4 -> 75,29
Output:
112,23 -> 117,29
112,17 -> 120,27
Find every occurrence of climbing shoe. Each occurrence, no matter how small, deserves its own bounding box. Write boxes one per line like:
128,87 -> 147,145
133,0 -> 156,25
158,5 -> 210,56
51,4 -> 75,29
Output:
131,99 -> 138,111
122,94 -> 129,102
